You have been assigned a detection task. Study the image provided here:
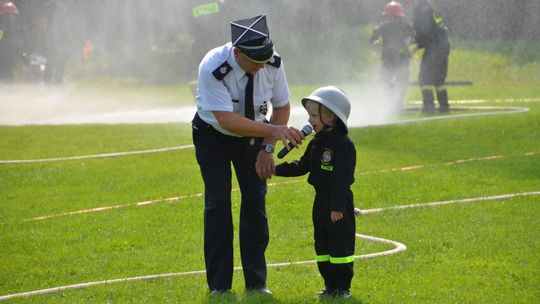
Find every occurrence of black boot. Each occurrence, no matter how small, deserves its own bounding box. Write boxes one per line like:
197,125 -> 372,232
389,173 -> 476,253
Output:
436,89 -> 449,113
421,89 -> 435,114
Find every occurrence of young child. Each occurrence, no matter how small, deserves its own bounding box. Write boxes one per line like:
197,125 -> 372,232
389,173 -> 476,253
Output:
275,86 -> 357,298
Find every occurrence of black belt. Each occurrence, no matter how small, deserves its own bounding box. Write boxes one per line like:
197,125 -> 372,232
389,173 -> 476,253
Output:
192,113 -> 245,141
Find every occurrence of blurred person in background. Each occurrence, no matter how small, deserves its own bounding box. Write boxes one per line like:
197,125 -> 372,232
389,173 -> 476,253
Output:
40,0 -> 73,85
396,0 -> 415,21
370,1 -> 414,111
0,1 -> 23,83
411,0 -> 451,113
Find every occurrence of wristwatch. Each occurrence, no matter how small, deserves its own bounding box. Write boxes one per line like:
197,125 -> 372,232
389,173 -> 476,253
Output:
260,144 -> 274,153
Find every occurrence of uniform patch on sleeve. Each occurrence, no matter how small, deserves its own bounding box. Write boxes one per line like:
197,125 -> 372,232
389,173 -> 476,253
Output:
212,61 -> 232,80
266,55 -> 281,68
321,148 -> 334,171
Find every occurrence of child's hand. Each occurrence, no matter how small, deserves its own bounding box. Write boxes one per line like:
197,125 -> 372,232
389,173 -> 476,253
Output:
330,211 -> 343,223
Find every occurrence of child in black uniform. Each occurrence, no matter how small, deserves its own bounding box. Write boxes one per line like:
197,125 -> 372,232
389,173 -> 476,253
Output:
275,86 -> 356,298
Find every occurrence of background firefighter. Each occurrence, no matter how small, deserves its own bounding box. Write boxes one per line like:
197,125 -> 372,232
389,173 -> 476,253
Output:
370,1 -> 414,111
0,1 -> 23,83
412,0 -> 451,114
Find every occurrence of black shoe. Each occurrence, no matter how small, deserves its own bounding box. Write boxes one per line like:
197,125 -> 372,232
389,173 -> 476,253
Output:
421,105 -> 436,114
209,289 -> 230,296
439,106 -> 450,113
317,287 -> 335,297
334,289 -> 352,299
247,286 -> 272,296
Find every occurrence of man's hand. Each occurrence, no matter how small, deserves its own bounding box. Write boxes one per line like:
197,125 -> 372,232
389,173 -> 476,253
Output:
271,125 -> 305,149
331,211 -> 343,223
255,150 -> 275,180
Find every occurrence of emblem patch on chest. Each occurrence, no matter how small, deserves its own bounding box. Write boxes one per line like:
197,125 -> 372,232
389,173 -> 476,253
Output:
321,148 -> 334,171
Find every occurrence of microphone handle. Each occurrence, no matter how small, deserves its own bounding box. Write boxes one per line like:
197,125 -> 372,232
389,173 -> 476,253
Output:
277,142 -> 295,159
277,128 -> 310,159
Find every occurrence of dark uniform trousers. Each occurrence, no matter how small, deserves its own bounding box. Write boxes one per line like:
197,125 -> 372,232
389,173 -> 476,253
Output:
419,39 -> 451,112
313,188 -> 356,290
192,114 -> 268,291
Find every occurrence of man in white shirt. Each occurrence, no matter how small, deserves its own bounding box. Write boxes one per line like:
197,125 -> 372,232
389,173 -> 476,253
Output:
191,15 -> 304,296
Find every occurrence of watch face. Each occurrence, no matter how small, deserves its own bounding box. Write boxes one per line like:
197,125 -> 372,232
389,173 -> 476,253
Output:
262,144 -> 274,153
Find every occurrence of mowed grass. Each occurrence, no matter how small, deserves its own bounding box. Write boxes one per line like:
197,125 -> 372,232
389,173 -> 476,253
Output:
0,100 -> 538,303
1,42 -> 540,303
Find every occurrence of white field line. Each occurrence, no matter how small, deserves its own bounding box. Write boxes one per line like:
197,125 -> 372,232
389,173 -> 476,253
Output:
357,191 -> 540,215
10,150 -> 536,223
0,145 -> 194,164
4,190 -> 540,301
0,104 -> 532,165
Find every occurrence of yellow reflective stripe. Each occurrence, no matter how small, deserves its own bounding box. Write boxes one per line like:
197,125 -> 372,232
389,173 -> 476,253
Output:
330,255 -> 355,264
421,86 -> 432,91
0,30 -> 4,40
316,255 -> 330,262
434,14 -> 443,24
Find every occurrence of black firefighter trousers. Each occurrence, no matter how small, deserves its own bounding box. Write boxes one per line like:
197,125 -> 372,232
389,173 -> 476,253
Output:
313,190 -> 356,291
192,115 -> 268,291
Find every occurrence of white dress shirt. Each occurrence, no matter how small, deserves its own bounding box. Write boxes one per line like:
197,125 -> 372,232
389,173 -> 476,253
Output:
195,42 -> 290,136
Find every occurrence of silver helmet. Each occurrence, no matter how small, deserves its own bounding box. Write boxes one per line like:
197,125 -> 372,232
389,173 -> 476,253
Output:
301,86 -> 351,127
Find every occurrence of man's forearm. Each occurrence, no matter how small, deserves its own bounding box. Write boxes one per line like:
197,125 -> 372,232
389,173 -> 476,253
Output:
264,103 -> 290,144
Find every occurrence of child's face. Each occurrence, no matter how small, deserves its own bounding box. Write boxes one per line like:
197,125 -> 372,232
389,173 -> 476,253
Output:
305,100 -> 336,133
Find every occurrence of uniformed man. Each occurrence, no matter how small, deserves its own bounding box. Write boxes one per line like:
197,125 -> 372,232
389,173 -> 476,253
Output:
191,15 -> 305,295
412,0 -> 451,113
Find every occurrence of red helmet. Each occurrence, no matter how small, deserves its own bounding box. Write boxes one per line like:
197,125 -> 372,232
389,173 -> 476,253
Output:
0,2 -> 20,16
384,1 -> 405,17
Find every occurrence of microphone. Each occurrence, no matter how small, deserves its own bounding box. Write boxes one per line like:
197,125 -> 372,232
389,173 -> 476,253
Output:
277,124 -> 313,159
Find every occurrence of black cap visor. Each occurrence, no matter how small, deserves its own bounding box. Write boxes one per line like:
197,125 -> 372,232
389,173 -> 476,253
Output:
237,40 -> 274,63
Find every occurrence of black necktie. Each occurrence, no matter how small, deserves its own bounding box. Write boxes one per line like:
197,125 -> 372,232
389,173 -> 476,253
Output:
245,73 -> 254,120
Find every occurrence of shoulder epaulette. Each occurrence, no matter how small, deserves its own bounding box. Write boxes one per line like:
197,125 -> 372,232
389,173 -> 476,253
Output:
266,55 -> 281,68
212,61 -> 232,80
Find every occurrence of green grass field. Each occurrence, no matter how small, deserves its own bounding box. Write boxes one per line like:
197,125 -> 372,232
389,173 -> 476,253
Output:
1,41 -> 539,303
